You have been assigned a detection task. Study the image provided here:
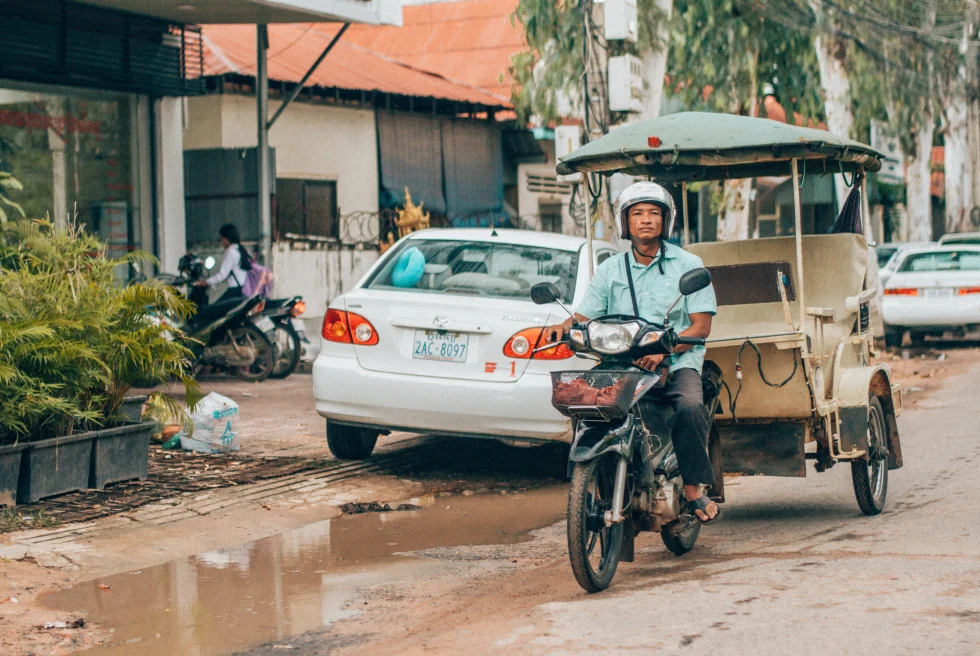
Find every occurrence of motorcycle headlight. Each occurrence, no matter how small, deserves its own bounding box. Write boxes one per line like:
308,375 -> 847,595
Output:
587,322 -> 641,354
638,330 -> 664,348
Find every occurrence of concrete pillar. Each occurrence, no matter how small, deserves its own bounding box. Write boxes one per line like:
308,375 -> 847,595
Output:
154,97 -> 187,274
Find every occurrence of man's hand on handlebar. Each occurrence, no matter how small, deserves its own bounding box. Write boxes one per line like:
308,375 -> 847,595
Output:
634,354 -> 666,371
543,317 -> 574,344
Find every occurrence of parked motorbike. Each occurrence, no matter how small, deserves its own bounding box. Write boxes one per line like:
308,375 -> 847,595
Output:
260,296 -> 312,379
531,268 -> 721,593
149,254 -> 277,382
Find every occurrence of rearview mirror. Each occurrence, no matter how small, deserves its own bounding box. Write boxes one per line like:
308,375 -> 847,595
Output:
679,268 -> 712,296
530,282 -> 561,305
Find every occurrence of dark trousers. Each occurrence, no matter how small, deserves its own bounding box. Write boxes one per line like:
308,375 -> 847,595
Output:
661,367 -> 715,486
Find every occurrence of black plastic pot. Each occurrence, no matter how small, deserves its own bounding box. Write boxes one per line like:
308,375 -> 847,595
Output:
89,422 -> 154,490
17,433 -> 97,504
119,395 -> 148,423
0,443 -> 27,507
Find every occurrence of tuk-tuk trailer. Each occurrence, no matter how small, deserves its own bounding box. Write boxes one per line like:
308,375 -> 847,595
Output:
558,112 -> 903,515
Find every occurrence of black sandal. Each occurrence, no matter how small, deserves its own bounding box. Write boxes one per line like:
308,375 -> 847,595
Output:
687,495 -> 722,525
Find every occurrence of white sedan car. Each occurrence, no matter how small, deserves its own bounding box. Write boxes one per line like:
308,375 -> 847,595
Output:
882,245 -> 980,346
312,229 -> 615,459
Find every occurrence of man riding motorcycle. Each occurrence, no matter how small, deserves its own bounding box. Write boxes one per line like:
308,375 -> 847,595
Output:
547,181 -> 721,523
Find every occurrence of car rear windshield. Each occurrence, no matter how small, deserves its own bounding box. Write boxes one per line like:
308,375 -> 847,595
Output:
366,239 -> 580,303
898,250 -> 980,272
877,247 -> 898,267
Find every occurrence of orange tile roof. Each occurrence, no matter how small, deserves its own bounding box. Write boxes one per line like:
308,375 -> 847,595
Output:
201,23 -> 511,108
338,0 -> 522,103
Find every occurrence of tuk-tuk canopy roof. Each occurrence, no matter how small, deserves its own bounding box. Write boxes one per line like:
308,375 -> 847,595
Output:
556,112 -> 883,183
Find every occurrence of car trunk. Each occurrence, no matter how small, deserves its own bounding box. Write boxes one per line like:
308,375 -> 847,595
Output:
891,271 -> 980,297
341,289 -> 557,383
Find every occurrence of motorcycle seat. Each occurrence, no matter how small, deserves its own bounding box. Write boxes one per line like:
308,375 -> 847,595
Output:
189,298 -> 255,329
263,297 -> 292,312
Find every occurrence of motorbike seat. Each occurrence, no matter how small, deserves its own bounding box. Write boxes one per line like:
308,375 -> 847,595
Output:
263,297 -> 291,312
189,298 -> 253,329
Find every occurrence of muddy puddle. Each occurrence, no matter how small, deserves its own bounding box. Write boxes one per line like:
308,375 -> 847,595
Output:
41,485 -> 567,655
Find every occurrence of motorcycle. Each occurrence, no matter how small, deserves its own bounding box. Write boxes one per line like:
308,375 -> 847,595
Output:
149,254 -> 277,382
259,295 -> 313,379
530,267 -> 721,593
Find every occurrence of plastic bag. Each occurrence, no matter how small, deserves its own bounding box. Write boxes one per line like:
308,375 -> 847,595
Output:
180,392 -> 241,453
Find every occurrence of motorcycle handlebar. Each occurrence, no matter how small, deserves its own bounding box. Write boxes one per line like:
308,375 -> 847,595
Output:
533,340 -> 567,354
676,336 -> 706,346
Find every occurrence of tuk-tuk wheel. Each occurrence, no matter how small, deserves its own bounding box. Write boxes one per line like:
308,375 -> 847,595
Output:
851,396 -> 888,515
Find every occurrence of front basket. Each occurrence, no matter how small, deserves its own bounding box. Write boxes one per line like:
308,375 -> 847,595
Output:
551,370 -> 645,420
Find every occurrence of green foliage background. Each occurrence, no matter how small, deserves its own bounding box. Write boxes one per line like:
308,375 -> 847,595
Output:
0,219 -> 200,445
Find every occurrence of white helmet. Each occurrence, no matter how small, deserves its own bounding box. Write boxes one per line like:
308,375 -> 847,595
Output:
615,181 -> 675,240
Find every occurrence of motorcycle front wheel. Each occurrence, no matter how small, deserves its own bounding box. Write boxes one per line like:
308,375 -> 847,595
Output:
269,322 -> 301,379
230,324 -> 275,382
567,453 -> 624,593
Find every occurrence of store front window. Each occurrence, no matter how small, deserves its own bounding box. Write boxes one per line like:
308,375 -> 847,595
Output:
0,87 -> 143,260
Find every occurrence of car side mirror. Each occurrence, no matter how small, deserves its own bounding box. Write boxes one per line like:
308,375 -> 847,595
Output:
530,282 -> 561,305
679,268 -> 712,296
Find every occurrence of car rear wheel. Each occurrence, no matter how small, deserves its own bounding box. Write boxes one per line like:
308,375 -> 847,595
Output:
326,420 -> 379,460
884,326 -> 904,348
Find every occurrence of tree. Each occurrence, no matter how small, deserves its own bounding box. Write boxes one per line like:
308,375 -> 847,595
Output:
808,1 -> 855,209
637,0 -> 674,120
666,1 -> 823,239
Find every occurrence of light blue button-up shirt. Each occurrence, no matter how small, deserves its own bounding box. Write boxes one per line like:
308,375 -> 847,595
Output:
576,242 -> 717,374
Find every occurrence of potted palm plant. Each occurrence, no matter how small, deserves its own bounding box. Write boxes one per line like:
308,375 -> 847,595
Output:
0,219 -> 200,504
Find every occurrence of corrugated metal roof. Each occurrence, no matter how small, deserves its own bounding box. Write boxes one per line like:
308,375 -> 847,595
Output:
338,0 -> 522,103
201,23 -> 511,108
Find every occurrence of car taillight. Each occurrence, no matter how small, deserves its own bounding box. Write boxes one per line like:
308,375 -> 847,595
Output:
322,309 -> 351,343
504,327 -> 573,360
957,287 -> 980,295
321,309 -> 378,345
291,300 -> 307,317
883,288 -> 919,296
347,312 -> 380,345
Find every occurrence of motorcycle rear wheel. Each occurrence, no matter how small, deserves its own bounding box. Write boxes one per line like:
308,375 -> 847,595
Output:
230,324 -> 275,382
567,454 -> 624,593
269,322 -> 301,379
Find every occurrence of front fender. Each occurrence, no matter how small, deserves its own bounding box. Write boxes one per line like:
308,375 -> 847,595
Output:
836,365 -> 903,470
569,414 -> 635,463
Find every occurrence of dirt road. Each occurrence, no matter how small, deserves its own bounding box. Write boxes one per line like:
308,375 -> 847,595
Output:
240,345 -> 980,655
4,344 -> 979,655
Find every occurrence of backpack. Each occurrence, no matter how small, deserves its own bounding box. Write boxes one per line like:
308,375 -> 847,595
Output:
243,262 -> 274,298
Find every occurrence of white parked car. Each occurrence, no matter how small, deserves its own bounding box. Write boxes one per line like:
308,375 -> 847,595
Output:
312,229 -> 616,459
882,245 -> 980,346
938,232 -> 980,246
877,242 -> 934,287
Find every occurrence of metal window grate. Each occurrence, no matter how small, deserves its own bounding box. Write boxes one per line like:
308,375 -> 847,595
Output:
0,0 -> 205,96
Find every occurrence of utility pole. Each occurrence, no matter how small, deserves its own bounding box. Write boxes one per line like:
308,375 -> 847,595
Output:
257,25 -> 271,266
580,0 -> 615,253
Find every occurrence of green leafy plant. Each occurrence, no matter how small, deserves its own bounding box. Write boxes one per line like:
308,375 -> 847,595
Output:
0,170 -> 25,223
0,219 -> 201,445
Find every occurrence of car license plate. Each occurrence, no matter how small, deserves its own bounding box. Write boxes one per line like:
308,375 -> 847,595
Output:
253,316 -> 276,333
923,288 -> 954,299
413,330 -> 469,363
